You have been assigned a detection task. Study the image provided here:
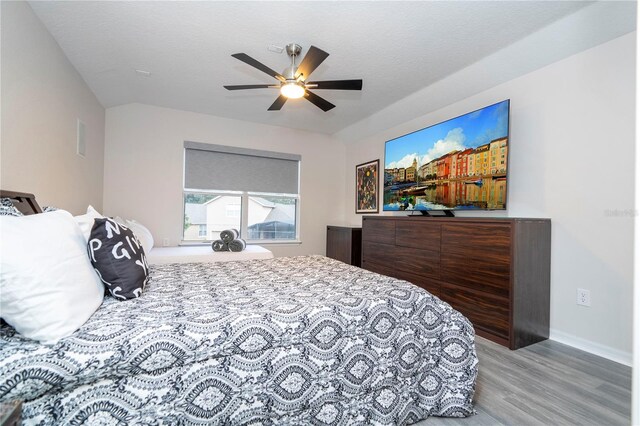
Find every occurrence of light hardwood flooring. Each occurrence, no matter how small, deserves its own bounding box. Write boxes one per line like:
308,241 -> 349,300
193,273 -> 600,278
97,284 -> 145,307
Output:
419,337 -> 631,425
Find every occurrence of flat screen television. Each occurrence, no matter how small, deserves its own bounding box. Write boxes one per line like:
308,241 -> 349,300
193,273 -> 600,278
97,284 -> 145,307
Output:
383,99 -> 510,213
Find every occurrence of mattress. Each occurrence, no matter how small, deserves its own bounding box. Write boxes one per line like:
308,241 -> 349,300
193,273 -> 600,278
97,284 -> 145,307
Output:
147,244 -> 274,264
0,255 -> 478,425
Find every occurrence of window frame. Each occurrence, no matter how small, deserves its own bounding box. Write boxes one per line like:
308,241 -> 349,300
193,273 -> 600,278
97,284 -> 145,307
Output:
182,189 -> 301,245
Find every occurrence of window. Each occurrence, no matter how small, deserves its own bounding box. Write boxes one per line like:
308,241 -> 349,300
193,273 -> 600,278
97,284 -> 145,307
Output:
225,204 -> 241,218
248,195 -> 298,240
183,193 -> 242,242
183,142 -> 300,243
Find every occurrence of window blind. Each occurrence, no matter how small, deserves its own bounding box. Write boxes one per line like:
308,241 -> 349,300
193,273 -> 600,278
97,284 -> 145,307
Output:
184,141 -> 300,194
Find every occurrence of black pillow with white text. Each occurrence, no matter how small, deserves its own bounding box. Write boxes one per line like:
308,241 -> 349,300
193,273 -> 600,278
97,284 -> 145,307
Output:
88,218 -> 149,300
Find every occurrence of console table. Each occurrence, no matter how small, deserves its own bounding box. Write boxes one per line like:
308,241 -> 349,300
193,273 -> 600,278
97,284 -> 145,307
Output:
361,216 -> 551,350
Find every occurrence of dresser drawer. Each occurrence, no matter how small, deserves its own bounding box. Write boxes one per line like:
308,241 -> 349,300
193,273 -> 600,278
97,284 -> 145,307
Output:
362,260 -> 441,297
362,241 -> 395,266
396,221 -> 441,251
393,270 -> 441,296
394,245 -> 440,280
440,283 -> 510,340
441,223 -> 511,260
362,218 -> 395,245
361,260 -> 396,278
441,254 -> 511,297
364,241 -> 439,280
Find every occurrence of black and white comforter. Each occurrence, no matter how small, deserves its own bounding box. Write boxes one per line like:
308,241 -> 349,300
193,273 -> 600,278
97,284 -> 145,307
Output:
0,256 -> 478,425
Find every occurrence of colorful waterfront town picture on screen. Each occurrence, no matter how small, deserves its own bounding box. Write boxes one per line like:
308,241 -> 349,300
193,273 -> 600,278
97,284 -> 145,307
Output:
384,100 -> 510,211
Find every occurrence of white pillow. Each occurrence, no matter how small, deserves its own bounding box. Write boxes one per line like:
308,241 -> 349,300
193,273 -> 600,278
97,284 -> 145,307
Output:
113,216 -> 126,226
125,219 -> 154,254
0,210 -> 105,344
74,205 -> 104,242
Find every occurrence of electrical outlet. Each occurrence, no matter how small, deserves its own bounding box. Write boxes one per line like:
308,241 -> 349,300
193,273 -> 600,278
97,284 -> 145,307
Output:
162,238 -> 170,247
577,288 -> 591,306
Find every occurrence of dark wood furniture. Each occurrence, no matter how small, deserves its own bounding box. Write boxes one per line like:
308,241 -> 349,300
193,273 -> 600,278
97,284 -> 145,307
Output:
326,226 -> 362,267
0,190 -> 42,215
0,400 -> 21,426
361,216 -> 551,350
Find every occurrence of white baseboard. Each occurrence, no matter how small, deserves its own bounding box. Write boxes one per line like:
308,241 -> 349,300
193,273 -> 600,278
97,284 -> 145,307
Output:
549,328 -> 631,367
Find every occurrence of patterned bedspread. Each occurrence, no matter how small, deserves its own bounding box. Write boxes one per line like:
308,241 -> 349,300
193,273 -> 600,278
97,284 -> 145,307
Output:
0,255 -> 478,425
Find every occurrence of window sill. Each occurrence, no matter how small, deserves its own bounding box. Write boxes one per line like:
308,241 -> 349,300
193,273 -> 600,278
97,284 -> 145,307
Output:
248,240 -> 302,245
180,240 -> 302,246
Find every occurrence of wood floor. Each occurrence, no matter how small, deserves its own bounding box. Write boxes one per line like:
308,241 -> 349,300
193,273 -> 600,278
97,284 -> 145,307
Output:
419,337 -> 631,425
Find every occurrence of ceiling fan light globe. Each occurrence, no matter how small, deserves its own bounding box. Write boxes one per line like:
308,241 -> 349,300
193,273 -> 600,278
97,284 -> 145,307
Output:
281,83 -> 305,99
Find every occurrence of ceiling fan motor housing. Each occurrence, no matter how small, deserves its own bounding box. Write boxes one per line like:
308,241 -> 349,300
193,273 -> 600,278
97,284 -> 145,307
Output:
285,43 -> 302,58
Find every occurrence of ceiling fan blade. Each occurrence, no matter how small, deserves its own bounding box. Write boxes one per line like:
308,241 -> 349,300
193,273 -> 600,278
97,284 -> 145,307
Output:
224,84 -> 276,90
231,53 -> 285,82
268,95 -> 288,111
306,79 -> 363,90
294,46 -> 329,81
304,90 -> 335,112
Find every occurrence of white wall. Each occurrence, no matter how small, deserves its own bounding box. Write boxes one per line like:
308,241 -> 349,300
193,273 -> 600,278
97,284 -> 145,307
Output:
1,1 -> 105,213
343,33 -> 635,363
103,103 -> 346,257
633,14 -> 640,425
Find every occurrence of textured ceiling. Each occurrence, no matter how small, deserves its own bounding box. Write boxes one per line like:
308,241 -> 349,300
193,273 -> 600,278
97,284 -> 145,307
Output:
29,1 -> 595,134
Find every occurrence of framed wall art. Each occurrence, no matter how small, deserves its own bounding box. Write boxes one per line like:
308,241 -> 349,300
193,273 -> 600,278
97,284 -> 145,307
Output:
355,159 -> 379,214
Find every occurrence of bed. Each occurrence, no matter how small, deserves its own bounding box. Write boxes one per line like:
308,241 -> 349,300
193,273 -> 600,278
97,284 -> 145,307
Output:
0,192 -> 478,425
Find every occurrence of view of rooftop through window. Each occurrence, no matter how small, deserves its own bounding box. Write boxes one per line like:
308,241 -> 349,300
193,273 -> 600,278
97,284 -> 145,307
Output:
183,193 -> 297,242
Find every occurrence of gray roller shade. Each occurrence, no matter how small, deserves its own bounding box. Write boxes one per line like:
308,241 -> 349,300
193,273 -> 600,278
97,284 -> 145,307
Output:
184,141 -> 300,194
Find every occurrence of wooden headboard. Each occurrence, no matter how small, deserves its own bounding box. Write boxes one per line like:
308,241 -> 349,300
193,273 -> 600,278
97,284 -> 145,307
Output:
0,190 -> 42,215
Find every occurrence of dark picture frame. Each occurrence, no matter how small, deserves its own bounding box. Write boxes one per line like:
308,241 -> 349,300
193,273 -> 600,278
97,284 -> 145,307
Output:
355,159 -> 379,214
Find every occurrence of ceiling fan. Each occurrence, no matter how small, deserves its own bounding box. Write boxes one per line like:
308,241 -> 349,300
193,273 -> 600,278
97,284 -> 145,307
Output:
224,43 -> 363,112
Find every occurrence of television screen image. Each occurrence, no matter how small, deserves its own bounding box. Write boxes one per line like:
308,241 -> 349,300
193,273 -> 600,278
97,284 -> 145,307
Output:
384,100 -> 510,211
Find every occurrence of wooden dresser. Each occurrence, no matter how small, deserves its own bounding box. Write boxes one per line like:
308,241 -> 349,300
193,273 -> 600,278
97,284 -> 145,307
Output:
361,216 -> 551,350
